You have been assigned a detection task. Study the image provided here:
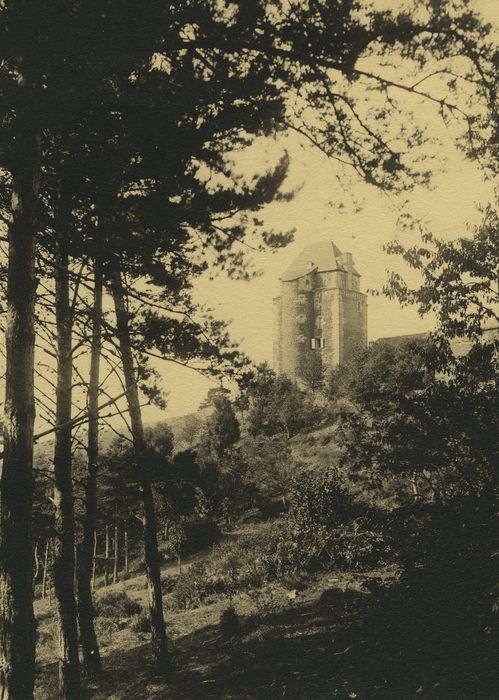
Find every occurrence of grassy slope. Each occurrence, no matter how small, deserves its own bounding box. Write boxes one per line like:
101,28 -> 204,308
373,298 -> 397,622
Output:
37,542 -> 489,700
35,537 -> 392,700
35,516 -> 493,700
290,423 -> 406,510
34,425 -> 495,698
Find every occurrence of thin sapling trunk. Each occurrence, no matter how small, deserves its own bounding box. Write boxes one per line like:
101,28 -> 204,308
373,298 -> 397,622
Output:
52,221 -> 81,699
110,268 -> 169,671
76,259 -> 103,675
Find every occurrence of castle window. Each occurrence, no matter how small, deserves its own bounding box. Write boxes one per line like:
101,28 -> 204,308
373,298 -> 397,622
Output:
311,337 -> 325,349
297,314 -> 306,324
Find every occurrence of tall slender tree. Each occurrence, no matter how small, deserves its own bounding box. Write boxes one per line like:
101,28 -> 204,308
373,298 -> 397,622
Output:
51,196 -> 80,698
109,267 -> 169,669
0,80 -> 39,700
76,258 -> 103,676
0,5 -> 42,695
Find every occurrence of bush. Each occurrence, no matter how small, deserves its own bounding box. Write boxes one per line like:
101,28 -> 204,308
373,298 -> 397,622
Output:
164,519 -> 221,560
130,612 -> 150,634
265,467 -> 389,574
161,573 -> 177,594
219,605 -> 241,637
182,519 -> 221,554
209,525 -> 283,592
247,586 -> 287,619
388,496 -> 496,625
288,466 -> 359,528
169,561 -> 210,611
95,590 -> 142,619
361,496 -> 497,698
166,524 -> 281,611
165,479 -> 388,613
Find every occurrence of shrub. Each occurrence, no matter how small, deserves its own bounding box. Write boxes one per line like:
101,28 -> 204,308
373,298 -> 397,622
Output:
288,466 -> 359,528
247,587 -> 287,618
164,519 -> 221,560
263,467 -> 390,574
326,518 -> 388,570
166,523 -> 282,610
95,590 -> 142,619
219,605 -> 241,637
362,496 -> 497,698
130,612 -> 150,634
165,486 -> 388,614
169,561 -> 210,611
182,519 -> 221,554
388,496 -> 496,624
209,524 -> 283,592
161,574 -> 177,594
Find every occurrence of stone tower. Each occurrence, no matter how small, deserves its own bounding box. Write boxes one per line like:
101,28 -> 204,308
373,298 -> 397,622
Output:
273,241 -> 367,380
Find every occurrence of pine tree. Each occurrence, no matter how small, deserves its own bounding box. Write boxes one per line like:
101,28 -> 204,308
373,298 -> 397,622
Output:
51,189 -> 80,698
109,268 -> 169,669
76,258 -> 103,676
198,390 -> 240,462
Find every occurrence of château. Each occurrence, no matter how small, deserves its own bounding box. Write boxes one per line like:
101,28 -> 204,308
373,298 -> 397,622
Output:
273,241 -> 367,381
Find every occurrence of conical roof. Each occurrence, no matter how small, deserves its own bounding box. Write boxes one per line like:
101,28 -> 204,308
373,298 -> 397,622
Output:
281,241 -> 349,281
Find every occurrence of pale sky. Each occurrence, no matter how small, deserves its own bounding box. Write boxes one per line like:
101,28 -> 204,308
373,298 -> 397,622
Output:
144,0 -> 497,420
147,136 -> 493,420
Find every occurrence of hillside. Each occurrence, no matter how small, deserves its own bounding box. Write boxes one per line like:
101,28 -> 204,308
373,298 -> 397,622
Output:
34,510 -> 495,700
32,406 -> 212,464
289,424 -> 341,467
33,521 -> 396,700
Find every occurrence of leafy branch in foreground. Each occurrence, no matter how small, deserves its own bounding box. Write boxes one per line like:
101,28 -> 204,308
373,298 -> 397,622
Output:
384,205 -> 499,341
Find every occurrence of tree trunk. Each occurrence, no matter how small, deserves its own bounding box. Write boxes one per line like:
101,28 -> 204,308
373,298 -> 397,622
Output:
104,526 -> 110,587
33,541 -> 40,588
110,269 -> 169,671
76,259 -> 102,675
42,540 -> 50,599
49,540 -> 54,606
92,533 -> 97,593
113,522 -> 119,584
124,527 -> 129,578
52,224 -> 81,699
0,77 -> 40,699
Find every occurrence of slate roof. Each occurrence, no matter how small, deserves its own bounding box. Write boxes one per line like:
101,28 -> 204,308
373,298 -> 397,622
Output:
280,241 -> 358,281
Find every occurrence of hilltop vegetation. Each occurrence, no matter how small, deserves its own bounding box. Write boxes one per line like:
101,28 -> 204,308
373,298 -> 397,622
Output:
33,212 -> 498,696
34,308 -> 497,698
